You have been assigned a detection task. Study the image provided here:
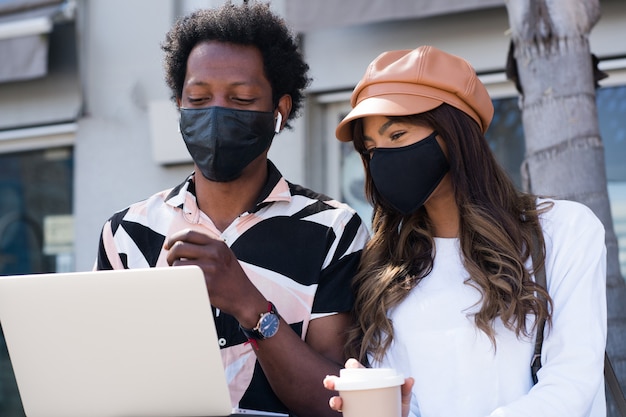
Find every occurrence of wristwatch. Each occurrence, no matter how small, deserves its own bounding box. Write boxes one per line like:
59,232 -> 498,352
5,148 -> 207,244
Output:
240,302 -> 280,340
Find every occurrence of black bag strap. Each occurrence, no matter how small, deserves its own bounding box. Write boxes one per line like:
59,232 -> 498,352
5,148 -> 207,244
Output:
530,228 -> 546,385
605,344 -> 626,416
530,228 -> 626,416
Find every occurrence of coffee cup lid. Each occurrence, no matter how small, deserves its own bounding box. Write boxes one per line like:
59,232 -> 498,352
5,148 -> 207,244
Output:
334,368 -> 404,391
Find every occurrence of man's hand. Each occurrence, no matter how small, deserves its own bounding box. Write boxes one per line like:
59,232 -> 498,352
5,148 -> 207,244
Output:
163,228 -> 266,327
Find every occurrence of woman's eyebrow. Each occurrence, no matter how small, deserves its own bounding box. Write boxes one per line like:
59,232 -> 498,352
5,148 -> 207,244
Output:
378,119 -> 396,135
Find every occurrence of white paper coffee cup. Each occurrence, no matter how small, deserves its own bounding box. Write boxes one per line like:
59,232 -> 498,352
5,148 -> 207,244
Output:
333,368 -> 404,417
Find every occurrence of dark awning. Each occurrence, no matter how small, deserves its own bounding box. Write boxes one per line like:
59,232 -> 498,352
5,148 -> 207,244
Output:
284,0 -> 505,33
0,0 -> 80,131
0,0 -> 73,83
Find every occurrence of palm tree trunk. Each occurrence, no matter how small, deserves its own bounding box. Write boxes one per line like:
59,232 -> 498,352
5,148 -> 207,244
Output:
504,0 -> 626,414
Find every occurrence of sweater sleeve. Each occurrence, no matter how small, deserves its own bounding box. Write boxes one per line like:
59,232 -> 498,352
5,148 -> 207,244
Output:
489,200 -> 607,417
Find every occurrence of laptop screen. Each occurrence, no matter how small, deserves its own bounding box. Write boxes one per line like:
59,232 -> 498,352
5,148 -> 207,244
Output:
0,266 -> 234,417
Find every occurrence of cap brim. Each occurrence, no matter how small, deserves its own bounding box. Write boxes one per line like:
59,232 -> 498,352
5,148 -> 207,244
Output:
335,94 -> 443,142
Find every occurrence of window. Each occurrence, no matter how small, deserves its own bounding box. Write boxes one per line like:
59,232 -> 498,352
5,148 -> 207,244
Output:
0,148 -> 74,275
598,84 -> 626,276
0,146 -> 73,416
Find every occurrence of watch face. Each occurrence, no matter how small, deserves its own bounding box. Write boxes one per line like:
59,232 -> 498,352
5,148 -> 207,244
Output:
258,313 -> 280,338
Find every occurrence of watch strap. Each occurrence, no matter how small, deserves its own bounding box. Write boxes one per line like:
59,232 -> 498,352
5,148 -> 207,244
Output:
239,302 -> 279,341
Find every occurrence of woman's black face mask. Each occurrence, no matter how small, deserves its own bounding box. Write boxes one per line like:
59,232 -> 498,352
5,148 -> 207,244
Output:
367,131 -> 449,215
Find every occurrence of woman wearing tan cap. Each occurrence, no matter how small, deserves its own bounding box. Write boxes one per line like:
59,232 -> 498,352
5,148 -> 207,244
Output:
324,46 -> 607,416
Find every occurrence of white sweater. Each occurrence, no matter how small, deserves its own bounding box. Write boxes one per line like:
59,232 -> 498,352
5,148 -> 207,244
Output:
374,199 -> 607,417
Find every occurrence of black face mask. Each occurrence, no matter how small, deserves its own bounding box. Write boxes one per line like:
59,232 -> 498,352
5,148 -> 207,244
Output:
368,131 -> 449,215
179,106 -> 276,182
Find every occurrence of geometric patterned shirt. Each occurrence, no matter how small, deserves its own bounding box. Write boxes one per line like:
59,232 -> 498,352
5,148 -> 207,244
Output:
95,160 -> 370,414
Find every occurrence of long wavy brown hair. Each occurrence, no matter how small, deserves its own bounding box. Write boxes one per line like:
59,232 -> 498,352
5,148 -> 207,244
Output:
346,103 -> 553,364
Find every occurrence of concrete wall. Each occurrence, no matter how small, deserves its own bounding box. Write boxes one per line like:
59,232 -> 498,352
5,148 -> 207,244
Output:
303,0 -> 625,93
73,0 -> 186,270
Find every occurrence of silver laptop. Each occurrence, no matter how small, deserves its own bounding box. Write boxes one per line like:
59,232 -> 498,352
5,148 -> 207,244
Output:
0,266 -> 233,417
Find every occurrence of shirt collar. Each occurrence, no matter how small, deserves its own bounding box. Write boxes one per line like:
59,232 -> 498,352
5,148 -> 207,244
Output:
164,160 -> 292,215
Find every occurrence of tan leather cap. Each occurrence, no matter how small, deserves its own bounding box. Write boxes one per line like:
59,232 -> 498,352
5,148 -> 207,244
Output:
336,46 -> 494,141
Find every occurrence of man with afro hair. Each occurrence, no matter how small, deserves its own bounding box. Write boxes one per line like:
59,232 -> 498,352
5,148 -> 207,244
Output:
95,2 -> 369,416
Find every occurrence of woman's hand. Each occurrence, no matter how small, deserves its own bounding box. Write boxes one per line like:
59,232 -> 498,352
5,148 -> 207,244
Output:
323,358 -> 415,417
323,358 -> 363,412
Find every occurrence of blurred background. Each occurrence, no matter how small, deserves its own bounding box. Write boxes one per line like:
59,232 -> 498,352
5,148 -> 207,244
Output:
0,0 -> 624,415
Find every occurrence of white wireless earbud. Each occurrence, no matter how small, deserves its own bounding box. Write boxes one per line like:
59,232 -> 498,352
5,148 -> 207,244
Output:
275,113 -> 283,133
